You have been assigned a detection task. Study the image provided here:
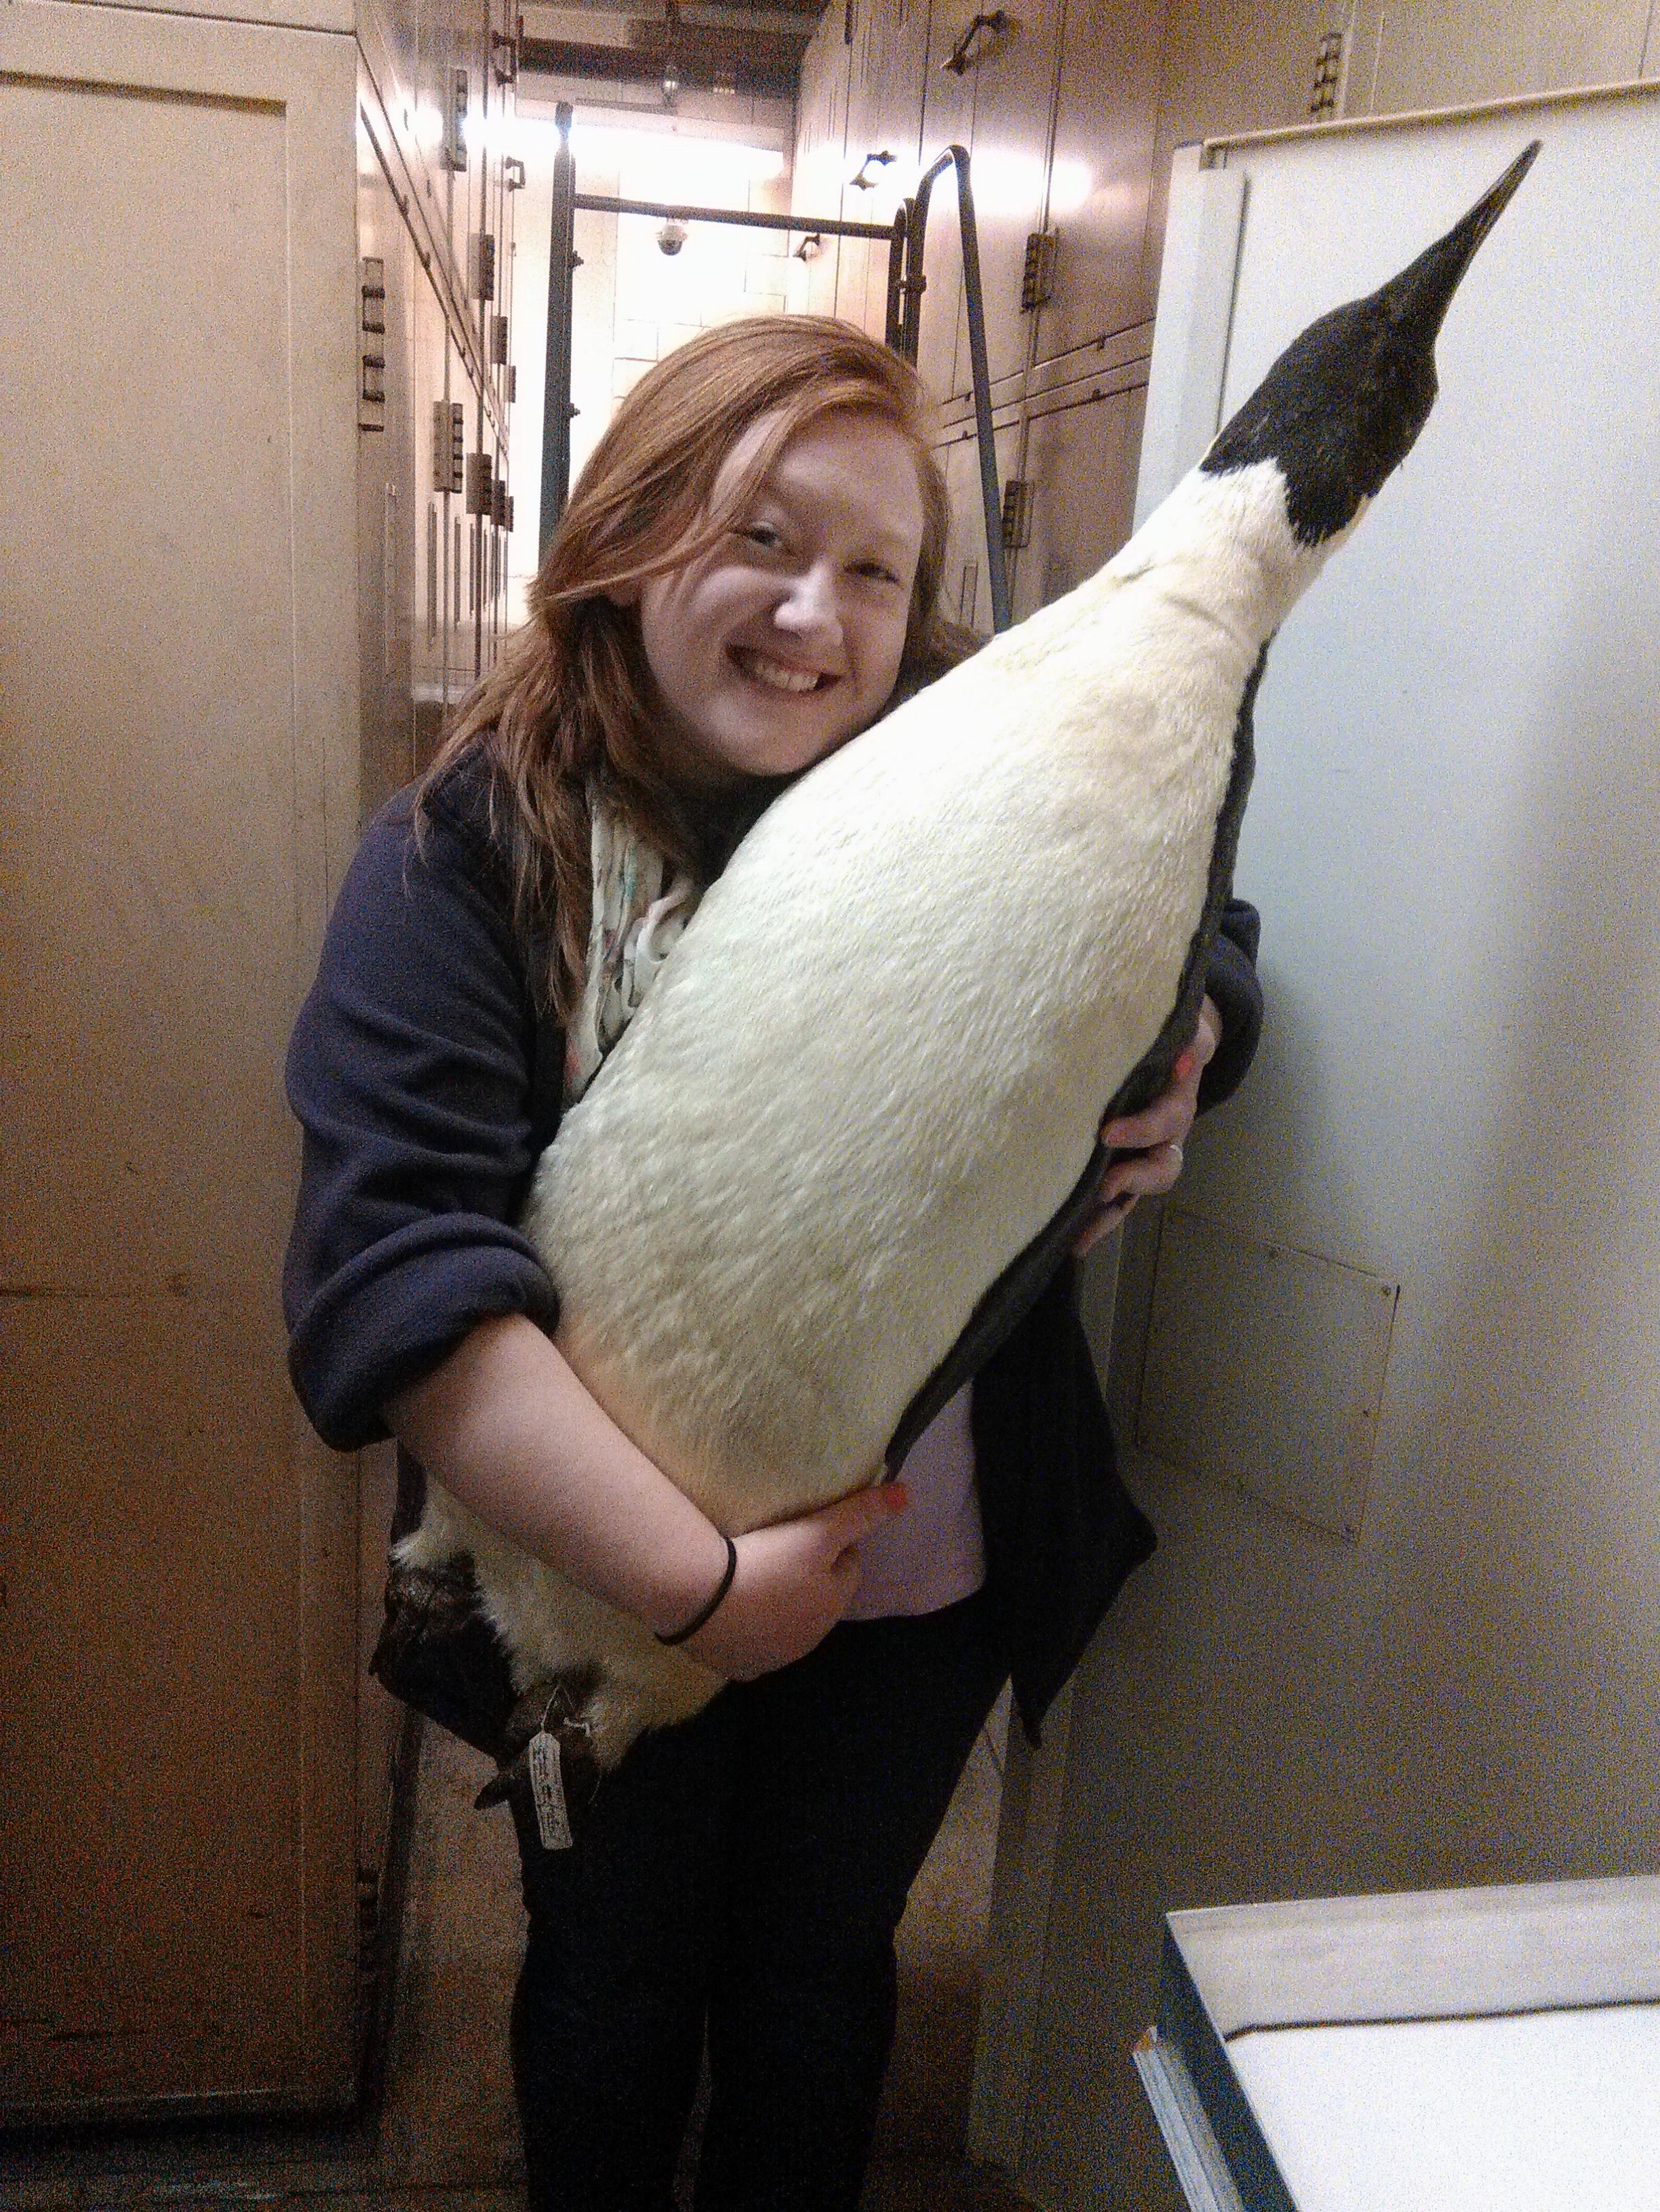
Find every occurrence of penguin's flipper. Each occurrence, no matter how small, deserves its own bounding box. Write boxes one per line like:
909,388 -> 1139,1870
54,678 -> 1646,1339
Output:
882,646 -> 1267,1474
882,1137 -> 1118,1473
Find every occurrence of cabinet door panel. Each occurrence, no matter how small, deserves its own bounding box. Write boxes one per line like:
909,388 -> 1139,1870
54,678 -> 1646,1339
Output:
1036,0 -> 1166,359
359,125 -> 418,820
1008,383 -> 1146,624
960,5 -> 1062,387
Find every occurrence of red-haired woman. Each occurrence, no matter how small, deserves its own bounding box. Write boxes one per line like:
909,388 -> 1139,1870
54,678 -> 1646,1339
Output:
285,315 -> 1261,2210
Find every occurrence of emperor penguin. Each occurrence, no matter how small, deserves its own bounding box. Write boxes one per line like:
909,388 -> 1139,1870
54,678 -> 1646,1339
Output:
406,144 -> 1539,1767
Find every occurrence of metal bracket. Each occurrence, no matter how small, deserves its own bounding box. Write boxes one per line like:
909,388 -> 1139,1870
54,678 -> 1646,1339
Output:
469,233 -> 497,303
492,28 -> 519,86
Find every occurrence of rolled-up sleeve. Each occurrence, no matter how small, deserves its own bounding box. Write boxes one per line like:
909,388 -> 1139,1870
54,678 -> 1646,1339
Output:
283,776 -> 559,1450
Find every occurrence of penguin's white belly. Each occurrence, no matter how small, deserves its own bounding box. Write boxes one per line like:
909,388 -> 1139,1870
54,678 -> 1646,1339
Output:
530,576 -> 1252,1530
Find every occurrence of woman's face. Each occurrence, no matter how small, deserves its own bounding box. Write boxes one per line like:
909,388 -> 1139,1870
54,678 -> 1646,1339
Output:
633,408 -> 927,788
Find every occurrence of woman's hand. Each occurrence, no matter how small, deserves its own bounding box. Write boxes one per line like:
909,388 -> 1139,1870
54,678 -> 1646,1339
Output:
680,1483 -> 910,1681
1073,994 -> 1223,1258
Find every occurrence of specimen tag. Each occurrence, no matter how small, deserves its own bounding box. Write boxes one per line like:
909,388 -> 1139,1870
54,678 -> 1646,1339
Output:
527,1728 -> 573,1851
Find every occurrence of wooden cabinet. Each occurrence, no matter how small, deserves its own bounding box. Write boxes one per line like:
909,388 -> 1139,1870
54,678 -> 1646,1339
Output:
0,0 -> 511,2124
1035,0 -> 1168,359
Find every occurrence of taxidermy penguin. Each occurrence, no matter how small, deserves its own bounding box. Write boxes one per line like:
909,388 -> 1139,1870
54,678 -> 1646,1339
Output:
406,142 -> 1539,1769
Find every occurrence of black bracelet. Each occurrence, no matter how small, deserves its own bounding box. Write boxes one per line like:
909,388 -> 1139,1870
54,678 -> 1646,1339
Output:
654,1534 -> 738,1647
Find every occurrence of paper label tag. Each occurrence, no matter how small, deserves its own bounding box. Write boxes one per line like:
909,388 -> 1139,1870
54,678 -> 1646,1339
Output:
527,1728 -> 574,1851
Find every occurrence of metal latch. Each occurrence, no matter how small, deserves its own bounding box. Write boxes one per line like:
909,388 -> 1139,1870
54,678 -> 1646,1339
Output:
433,400 -> 465,494
1000,477 -> 1033,552
469,233 -> 496,303
1020,230 -> 1057,313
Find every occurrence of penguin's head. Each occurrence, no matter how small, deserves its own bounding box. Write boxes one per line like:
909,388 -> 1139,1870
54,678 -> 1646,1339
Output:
1202,140 -> 1540,547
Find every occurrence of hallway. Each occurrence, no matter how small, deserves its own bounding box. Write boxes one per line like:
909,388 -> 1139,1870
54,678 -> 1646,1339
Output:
0,1708 -> 1030,2212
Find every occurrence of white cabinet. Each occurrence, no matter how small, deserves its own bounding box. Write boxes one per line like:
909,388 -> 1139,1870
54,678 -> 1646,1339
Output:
0,0 -> 511,2123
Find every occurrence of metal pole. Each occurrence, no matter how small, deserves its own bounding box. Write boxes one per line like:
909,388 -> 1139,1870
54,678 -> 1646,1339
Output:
539,101 -> 576,559
884,206 -> 908,352
901,146 -> 1010,632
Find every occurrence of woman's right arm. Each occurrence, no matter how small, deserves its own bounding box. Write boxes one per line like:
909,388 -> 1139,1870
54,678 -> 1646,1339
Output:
386,1310 -> 905,1676
284,773 -> 901,1683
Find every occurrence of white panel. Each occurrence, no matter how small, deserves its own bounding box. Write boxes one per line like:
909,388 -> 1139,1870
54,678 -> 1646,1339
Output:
1137,1211 -> 1397,1539
1019,81 -> 1660,2212
1134,150 -> 1246,522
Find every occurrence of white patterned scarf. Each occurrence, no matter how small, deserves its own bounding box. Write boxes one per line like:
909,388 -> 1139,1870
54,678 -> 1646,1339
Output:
563,792 -> 701,1105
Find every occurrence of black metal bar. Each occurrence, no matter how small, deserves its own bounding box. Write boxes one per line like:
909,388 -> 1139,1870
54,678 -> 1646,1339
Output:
573,191 -> 895,241
883,206 -> 908,351
901,146 -> 1010,632
539,101 -> 577,557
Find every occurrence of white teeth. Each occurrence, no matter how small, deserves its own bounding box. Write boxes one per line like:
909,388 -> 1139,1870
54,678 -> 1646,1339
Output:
738,649 -> 826,695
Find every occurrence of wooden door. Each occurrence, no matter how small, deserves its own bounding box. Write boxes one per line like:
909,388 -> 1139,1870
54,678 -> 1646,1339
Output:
0,0 -> 363,2118
1033,0 -> 1168,364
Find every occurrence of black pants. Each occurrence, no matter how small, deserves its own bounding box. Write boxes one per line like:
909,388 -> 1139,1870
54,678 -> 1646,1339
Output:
509,1588 -> 1008,2212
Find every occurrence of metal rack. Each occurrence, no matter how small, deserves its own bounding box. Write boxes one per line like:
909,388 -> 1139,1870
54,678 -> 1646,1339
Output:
538,101 -> 1011,632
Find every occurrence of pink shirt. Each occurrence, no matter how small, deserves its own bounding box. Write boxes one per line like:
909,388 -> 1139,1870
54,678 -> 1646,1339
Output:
846,1382 -> 985,1620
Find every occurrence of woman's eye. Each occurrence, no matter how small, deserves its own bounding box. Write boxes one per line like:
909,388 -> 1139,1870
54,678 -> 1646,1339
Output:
852,560 -> 903,588
738,523 -> 782,550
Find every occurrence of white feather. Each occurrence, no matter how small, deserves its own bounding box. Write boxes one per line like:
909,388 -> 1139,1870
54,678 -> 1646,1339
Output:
410,457 -> 1341,1763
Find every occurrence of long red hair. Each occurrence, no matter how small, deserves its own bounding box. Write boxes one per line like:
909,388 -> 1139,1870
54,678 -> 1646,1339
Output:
423,316 -> 969,1018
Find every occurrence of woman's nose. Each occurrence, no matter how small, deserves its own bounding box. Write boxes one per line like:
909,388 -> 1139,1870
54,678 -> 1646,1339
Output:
773,560 -> 842,641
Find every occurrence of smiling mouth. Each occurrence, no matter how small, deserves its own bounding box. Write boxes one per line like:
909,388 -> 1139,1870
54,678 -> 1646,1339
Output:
732,647 -> 835,696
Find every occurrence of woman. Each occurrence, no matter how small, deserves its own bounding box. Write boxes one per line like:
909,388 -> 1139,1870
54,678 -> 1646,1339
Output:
284,315 -> 1261,2209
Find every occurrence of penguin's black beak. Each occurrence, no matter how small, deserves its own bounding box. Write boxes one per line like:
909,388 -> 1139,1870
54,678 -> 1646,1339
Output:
1379,140 -> 1542,350
1202,140 -> 1541,546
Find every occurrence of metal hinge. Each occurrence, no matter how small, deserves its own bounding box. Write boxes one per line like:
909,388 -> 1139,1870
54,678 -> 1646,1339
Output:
469,233 -> 497,303
504,155 -> 526,193
1309,28 -> 1345,117
490,313 -> 510,366
359,256 -> 386,334
1000,477 -> 1033,551
1021,230 -> 1057,313
493,478 -> 513,531
507,363 -> 518,405
492,27 -> 519,86
465,450 -> 494,517
442,66 -> 469,172
433,400 -> 465,494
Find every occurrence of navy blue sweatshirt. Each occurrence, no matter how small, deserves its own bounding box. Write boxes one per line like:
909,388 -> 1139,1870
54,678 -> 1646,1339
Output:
284,753 -> 1263,1739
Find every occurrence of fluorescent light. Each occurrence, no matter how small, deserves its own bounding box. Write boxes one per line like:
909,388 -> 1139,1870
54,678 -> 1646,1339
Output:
500,110 -> 784,192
